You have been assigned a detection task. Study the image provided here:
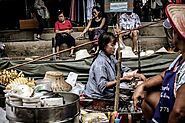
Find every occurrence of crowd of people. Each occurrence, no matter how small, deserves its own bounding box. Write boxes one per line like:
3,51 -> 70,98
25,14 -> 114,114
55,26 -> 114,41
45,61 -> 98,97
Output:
81,3 -> 185,123
32,0 -> 142,56
1,0 -> 185,122
32,1 -> 185,122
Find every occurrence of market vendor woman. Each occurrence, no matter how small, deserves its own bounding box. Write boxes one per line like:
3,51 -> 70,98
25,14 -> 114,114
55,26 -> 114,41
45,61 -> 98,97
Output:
132,4 -> 185,123
83,32 -> 146,98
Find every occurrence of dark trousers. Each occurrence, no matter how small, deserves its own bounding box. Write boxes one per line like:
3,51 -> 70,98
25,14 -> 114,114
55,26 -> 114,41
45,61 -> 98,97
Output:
55,33 -> 75,48
164,27 -> 173,48
88,29 -> 105,46
35,14 -> 47,35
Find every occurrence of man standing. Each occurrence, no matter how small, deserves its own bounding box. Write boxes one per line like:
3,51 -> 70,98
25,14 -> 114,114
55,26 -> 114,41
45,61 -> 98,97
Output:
34,0 -> 50,40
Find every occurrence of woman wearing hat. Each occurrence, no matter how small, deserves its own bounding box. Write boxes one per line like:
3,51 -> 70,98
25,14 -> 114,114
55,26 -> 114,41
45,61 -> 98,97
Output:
83,32 -> 146,99
132,4 -> 185,123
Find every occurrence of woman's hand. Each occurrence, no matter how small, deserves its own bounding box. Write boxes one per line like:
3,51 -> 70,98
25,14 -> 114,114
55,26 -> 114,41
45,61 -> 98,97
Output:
65,30 -> 70,34
79,32 -> 84,37
120,75 -> 133,81
134,73 -> 146,81
132,83 -> 145,110
89,28 -> 94,31
120,70 -> 137,81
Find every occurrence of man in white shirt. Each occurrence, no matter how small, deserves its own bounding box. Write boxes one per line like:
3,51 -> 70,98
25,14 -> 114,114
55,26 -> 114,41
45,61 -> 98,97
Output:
118,12 -> 141,54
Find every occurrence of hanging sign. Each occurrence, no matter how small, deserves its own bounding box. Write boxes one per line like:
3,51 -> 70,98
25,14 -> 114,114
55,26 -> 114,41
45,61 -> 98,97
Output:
110,2 -> 127,12
104,0 -> 133,13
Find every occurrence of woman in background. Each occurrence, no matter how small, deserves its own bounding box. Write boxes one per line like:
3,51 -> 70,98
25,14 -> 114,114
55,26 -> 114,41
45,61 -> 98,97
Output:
80,6 -> 108,54
54,11 -> 75,57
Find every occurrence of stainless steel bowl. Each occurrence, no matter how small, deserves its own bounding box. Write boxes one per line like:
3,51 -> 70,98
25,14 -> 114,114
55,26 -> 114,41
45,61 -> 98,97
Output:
6,92 -> 80,123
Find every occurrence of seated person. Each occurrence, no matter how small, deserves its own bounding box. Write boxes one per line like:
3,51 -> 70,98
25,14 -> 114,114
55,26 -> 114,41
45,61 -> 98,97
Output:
83,32 -> 146,99
116,11 -> 141,54
80,6 -> 108,54
54,10 -> 75,57
132,4 -> 185,123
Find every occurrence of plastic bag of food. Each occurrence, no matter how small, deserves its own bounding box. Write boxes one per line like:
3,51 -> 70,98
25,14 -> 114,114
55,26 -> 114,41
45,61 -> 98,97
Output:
81,112 -> 108,123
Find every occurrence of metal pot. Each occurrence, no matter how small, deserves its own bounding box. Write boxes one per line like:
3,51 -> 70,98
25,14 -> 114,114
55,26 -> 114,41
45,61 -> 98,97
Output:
6,92 -> 80,123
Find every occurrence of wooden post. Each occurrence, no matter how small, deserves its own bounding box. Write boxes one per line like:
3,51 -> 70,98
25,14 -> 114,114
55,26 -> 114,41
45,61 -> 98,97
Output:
114,15 -> 122,111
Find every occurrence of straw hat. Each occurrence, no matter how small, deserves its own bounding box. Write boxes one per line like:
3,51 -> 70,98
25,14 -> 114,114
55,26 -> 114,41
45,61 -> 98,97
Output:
166,4 -> 185,39
75,49 -> 91,60
44,71 -> 72,92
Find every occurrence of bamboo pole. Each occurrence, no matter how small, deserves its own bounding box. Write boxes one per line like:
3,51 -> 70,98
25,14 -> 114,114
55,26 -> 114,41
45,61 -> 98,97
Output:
6,40 -> 97,70
119,19 -> 162,35
114,14 -> 122,111
114,33 -> 122,111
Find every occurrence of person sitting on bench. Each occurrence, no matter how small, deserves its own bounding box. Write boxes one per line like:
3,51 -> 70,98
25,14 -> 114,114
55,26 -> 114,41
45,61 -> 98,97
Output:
54,10 -> 75,57
116,11 -> 141,54
79,6 -> 108,54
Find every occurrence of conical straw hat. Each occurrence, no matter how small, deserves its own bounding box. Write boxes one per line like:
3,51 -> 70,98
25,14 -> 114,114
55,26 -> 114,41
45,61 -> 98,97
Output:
166,4 -> 185,39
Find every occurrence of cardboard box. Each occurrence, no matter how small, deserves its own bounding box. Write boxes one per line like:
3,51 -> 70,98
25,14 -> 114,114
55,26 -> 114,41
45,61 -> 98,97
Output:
19,19 -> 39,29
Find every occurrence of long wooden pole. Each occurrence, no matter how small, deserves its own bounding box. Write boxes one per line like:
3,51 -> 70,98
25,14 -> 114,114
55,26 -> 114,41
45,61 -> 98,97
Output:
114,33 -> 121,111
7,40 -> 97,70
119,20 -> 162,35
6,20 -> 162,71
114,14 -> 122,111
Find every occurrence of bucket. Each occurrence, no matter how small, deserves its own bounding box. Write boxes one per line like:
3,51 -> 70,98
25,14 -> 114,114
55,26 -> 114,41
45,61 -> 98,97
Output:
6,92 -> 80,123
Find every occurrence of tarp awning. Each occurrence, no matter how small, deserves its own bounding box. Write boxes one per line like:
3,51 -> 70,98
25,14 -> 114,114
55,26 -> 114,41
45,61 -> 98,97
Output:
0,53 -> 178,83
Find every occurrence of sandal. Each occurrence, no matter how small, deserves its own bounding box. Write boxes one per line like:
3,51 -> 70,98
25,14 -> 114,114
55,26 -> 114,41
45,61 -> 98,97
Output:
69,53 -> 75,57
90,47 -> 96,54
133,50 -> 138,55
56,55 -> 60,60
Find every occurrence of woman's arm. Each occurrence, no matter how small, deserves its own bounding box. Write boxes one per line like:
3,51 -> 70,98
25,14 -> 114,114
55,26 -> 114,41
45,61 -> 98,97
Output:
90,17 -> 106,31
96,17 -> 106,30
55,21 -> 73,34
55,28 -> 73,34
106,80 -> 117,88
80,20 -> 92,36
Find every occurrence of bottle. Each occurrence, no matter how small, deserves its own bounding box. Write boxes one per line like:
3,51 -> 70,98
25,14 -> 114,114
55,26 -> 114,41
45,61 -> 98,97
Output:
114,112 -> 120,123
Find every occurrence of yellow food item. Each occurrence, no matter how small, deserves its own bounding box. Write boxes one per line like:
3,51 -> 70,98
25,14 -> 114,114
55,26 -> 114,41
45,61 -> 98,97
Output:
0,69 -> 35,90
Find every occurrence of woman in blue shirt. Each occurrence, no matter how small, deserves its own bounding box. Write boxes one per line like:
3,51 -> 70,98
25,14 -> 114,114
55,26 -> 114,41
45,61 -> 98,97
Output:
84,32 -> 146,98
